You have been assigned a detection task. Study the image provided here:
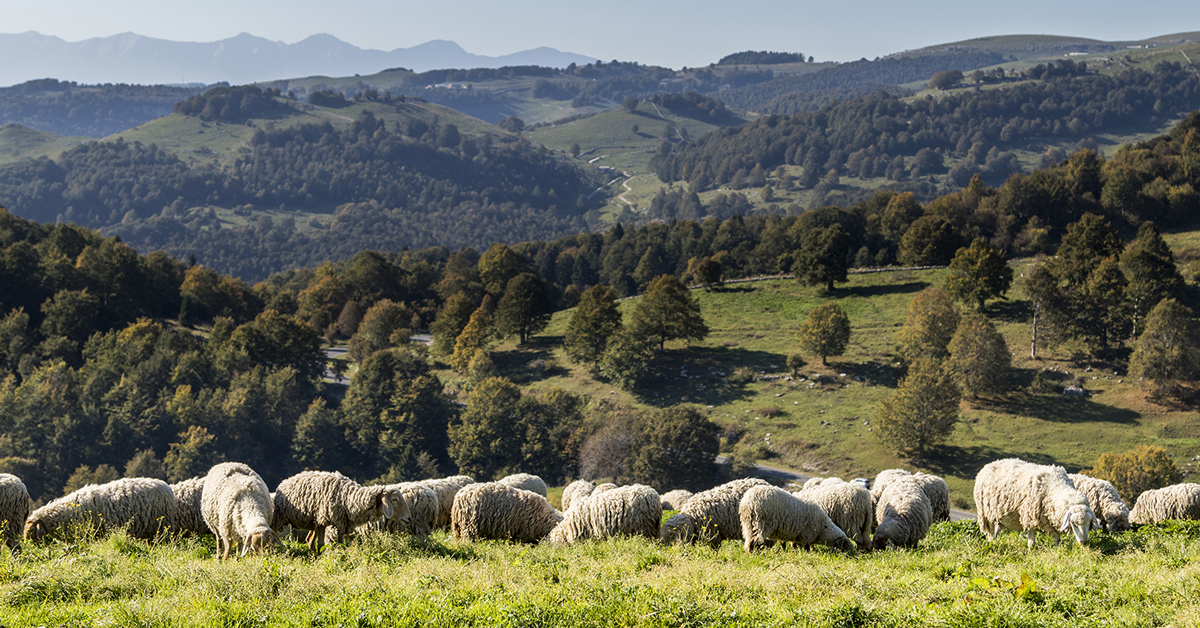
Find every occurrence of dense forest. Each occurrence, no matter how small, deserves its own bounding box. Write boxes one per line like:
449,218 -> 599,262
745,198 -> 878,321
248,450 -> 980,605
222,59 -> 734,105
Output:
652,62 -> 1200,197
0,79 -> 204,137
1,109 -> 1198,502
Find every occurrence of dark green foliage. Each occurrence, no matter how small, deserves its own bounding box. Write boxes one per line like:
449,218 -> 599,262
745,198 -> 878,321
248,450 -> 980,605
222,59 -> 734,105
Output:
1122,222 -> 1184,335
797,302 -> 851,366
598,329 -> 656,392
564,285 -> 622,366
947,311 -> 1011,398
928,70 -> 963,90
943,238 -> 1013,311
627,405 -> 719,492
494,273 -> 552,344
431,293 -> 477,357
630,275 -> 709,351
0,78 -> 202,137
875,357 -> 961,459
172,85 -> 286,122
793,224 -> 851,292
717,51 -> 807,65
1129,298 -> 1200,395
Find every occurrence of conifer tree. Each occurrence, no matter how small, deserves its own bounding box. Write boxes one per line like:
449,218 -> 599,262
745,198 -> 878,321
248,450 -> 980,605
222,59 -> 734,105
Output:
797,302 -> 851,366
431,293 -> 476,356
1122,222 -> 1184,336
948,311 -> 1011,398
874,357 -> 960,458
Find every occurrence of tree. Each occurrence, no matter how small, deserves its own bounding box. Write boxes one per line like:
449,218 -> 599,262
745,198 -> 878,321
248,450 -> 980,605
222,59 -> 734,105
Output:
63,464 -> 121,494
1077,255 -> 1130,354
797,302 -> 851,366
431,293 -> 476,356
164,426 -> 220,482
944,238 -> 1013,311
348,299 -> 415,362
690,256 -> 723,289
565,285 -> 623,366
1129,298 -> 1200,395
929,69 -> 963,90
494,273 -> 552,344
497,116 -> 525,134
449,302 -> 494,374
947,311 -> 1011,398
448,377 -> 522,479
598,328 -> 655,391
478,243 -> 533,299
627,405 -> 718,492
124,449 -> 167,479
1122,222 -> 1184,336
1085,445 -> 1182,503
793,224 -> 851,292
895,287 -> 960,367
1024,263 -> 1065,359
630,275 -> 708,351
898,216 -> 959,266
874,357 -> 960,458
228,310 -> 325,380
1052,214 -> 1123,288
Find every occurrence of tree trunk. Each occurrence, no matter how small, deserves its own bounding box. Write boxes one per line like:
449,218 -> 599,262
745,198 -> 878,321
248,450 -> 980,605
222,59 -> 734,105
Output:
1030,307 -> 1039,360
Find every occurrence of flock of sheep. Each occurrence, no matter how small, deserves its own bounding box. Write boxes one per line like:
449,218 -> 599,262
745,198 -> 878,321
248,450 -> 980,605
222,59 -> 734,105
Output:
0,456 -> 1198,558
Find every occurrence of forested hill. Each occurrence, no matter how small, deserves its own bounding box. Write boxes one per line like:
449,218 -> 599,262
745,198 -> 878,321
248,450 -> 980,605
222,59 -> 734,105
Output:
0,79 -> 204,138
651,62 -> 1200,198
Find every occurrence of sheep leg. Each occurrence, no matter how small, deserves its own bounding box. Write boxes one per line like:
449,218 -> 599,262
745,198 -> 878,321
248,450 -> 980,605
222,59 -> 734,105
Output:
1026,530 -> 1036,549
312,525 -> 326,552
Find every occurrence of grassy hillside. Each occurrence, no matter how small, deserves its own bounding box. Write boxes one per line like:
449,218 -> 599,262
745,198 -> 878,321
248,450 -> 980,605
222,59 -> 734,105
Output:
4,521 -> 1198,626
0,124 -> 86,164
469,260 -> 1200,510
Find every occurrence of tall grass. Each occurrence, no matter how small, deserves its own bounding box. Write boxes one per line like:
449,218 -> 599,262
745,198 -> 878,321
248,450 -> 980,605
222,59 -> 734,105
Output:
3,521 -> 1198,626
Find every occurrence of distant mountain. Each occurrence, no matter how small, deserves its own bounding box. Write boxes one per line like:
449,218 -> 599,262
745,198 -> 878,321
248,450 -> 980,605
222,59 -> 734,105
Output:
0,31 -> 598,87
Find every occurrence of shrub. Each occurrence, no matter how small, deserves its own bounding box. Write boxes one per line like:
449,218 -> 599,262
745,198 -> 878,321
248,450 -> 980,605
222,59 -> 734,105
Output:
1084,445 -> 1182,502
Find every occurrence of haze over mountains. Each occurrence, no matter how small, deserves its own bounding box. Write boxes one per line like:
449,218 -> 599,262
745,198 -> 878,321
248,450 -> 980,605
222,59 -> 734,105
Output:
0,31 -> 599,87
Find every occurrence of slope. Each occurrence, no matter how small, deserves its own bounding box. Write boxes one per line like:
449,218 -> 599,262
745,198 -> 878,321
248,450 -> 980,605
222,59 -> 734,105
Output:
0,124 -> 87,165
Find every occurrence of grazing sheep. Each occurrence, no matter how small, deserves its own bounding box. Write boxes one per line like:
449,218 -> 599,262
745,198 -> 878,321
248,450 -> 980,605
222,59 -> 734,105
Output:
592,482 -> 617,496
170,476 -> 209,536
548,484 -> 661,545
799,478 -> 874,551
0,474 -> 31,552
561,479 -> 595,511
869,469 -> 950,522
273,471 -> 403,552
872,476 -> 933,550
25,478 -> 176,542
870,469 -> 912,502
497,473 -> 547,497
358,482 -> 438,539
1129,483 -> 1200,524
974,458 -> 1098,548
660,489 -> 694,511
420,476 -> 475,530
1069,473 -> 1131,532
451,482 -> 562,543
200,462 -> 278,559
659,478 -> 768,548
738,485 -> 855,553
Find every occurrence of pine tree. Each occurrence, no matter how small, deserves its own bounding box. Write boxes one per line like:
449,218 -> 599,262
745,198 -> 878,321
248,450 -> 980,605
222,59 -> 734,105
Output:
874,357 -> 960,458
565,284 -> 623,366
630,275 -> 708,351
494,273 -> 552,344
895,287 -> 959,366
948,311 -> 1011,398
797,302 -> 851,366
1129,298 -> 1200,395
944,238 -> 1013,311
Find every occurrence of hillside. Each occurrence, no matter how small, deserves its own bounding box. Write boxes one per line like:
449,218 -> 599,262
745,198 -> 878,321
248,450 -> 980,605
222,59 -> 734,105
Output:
0,124 -> 86,164
0,79 -> 203,138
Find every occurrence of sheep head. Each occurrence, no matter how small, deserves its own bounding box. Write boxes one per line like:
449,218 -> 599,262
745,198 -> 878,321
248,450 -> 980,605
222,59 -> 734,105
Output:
829,535 -> 857,555
23,520 -> 47,543
1059,505 -> 1097,545
1107,511 -> 1131,533
239,528 -> 280,558
658,513 -> 695,545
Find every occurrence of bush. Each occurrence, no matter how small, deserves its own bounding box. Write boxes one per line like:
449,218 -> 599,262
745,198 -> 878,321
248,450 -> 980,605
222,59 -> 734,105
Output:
1084,445 -> 1182,503
786,353 -> 806,375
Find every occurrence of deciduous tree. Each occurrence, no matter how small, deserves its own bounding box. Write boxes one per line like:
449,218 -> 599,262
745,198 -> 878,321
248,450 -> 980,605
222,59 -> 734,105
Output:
944,238 -> 1013,311
797,302 -> 851,366
1085,445 -> 1182,503
793,224 -> 851,292
565,285 -> 623,366
874,357 -> 960,459
1129,298 -> 1200,395
494,273 -> 552,344
947,311 -> 1011,398
895,287 -> 959,367
627,405 -> 718,492
630,275 -> 708,351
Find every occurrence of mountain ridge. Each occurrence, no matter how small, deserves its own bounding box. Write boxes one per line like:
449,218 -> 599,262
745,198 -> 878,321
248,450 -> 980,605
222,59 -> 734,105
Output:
0,31 -> 598,87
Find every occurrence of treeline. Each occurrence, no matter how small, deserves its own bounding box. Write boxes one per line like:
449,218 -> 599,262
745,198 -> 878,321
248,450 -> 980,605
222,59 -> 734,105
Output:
0,79 -> 204,138
652,62 -> 1200,195
718,51 -> 808,66
172,85 -> 289,122
717,49 -> 1010,113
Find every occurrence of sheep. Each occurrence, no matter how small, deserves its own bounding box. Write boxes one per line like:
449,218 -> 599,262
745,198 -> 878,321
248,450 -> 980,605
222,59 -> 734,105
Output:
419,476 -> 475,530
1129,483 -> 1200,524
974,458 -> 1099,548
273,471 -> 404,552
358,482 -> 438,539
25,478 -> 176,542
451,482 -> 563,543
200,462 -> 278,559
561,479 -> 595,511
869,469 -> 950,522
548,484 -> 661,545
169,476 -> 209,536
1069,473 -> 1131,532
497,473 -> 547,497
872,476 -> 933,550
659,478 -> 768,548
0,474 -> 31,552
660,489 -> 694,511
592,482 -> 617,496
798,478 -> 874,551
738,484 -> 855,553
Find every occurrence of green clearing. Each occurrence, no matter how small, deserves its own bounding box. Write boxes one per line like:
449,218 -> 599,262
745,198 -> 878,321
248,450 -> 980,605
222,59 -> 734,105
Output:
0,124 -> 88,165
3,521 -> 1199,626
459,262 -> 1200,510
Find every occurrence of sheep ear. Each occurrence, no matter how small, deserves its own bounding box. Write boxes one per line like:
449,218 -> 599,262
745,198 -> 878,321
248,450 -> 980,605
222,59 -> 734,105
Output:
380,495 -> 394,519
1059,511 -> 1072,533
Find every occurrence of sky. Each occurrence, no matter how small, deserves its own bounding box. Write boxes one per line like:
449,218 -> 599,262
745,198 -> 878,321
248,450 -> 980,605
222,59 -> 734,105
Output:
4,0 -> 1200,68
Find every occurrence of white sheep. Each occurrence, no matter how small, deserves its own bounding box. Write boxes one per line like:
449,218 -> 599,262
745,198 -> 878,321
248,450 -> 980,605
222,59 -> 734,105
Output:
497,473 -> 547,497
660,489 -> 694,511
870,469 -> 950,522
419,476 -> 475,529
358,482 -> 439,539
451,482 -> 563,543
592,482 -> 617,496
659,478 -> 768,548
974,458 -> 1098,548
561,479 -> 595,511
273,471 -> 404,552
738,484 -> 855,553
798,478 -> 874,551
0,474 -> 31,552
200,462 -> 278,559
1129,483 -> 1200,524
548,484 -> 661,545
872,475 -> 933,550
1069,473 -> 1131,532
170,476 -> 209,536
25,478 -> 176,542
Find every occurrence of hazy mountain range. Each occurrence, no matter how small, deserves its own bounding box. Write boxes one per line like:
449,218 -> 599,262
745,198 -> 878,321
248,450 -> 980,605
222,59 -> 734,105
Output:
0,31 -> 599,87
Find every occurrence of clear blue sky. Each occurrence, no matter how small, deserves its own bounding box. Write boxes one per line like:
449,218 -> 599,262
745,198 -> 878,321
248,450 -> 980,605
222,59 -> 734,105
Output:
6,0 -> 1200,68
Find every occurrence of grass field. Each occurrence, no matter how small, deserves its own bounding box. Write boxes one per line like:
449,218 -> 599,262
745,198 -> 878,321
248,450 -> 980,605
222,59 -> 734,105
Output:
3,520 -> 1198,626
0,124 -> 88,165
459,261 -> 1200,511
